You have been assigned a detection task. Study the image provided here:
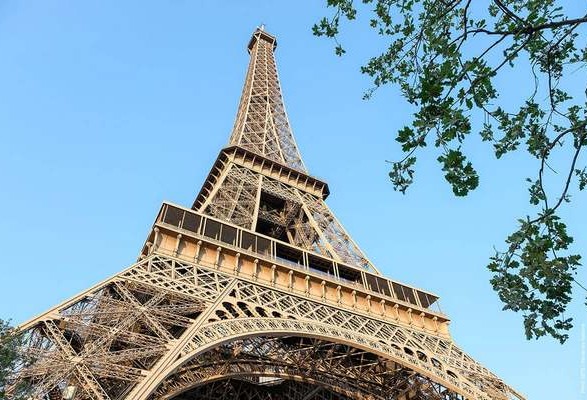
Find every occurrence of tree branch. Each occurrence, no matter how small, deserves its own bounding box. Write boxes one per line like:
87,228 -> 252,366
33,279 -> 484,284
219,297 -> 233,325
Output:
531,125 -> 587,225
465,15 -> 587,37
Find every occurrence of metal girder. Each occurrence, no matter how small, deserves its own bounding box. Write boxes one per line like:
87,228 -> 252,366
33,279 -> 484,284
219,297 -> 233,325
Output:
8,26 -> 525,400
9,254 -> 523,400
228,29 -> 305,172
172,379 -> 353,400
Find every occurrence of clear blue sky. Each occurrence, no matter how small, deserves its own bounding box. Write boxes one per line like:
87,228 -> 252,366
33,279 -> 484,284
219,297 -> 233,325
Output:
1,2 -> 585,399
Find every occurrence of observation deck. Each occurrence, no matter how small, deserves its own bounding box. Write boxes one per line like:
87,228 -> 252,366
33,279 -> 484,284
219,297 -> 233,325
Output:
141,202 -> 450,336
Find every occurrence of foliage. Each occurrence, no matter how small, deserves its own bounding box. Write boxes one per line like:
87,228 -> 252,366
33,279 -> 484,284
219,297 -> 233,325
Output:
0,319 -> 27,400
314,0 -> 587,343
0,319 -> 17,399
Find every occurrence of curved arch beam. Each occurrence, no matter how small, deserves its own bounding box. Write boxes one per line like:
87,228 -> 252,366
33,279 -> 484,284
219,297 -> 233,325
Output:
172,377 -> 354,400
147,318 -> 497,400
162,372 -> 369,400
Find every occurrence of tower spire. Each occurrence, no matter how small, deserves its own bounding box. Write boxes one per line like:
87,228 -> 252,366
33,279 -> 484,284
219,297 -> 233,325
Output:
229,28 -> 306,172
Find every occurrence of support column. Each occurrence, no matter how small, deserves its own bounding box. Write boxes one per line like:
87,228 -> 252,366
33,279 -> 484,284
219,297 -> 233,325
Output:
125,280 -> 238,400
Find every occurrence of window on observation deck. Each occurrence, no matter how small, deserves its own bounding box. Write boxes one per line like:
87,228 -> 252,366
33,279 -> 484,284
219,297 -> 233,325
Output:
275,243 -> 303,267
307,254 -> 334,276
392,282 -> 419,305
182,212 -> 201,233
364,274 -> 392,297
220,224 -> 237,246
163,205 -> 183,227
403,287 -> 418,305
257,236 -> 271,256
417,290 -> 438,308
203,219 -> 221,240
337,264 -> 362,286
241,231 -> 256,252
392,282 -> 406,302
240,231 -> 271,256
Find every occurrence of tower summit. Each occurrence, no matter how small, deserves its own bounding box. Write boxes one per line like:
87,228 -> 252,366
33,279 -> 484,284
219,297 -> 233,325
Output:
231,27 -> 304,171
9,28 -> 525,400
193,27 -> 378,274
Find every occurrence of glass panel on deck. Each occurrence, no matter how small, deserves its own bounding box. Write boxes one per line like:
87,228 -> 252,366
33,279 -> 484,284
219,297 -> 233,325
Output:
204,219 -> 221,240
257,237 -> 271,256
275,243 -> 303,267
182,213 -> 201,233
392,282 -> 406,302
163,206 -> 183,227
376,277 -> 392,296
417,291 -> 438,308
220,224 -> 237,245
364,274 -> 392,297
241,231 -> 255,252
338,264 -> 362,286
364,274 -> 378,292
307,254 -> 334,275
403,287 -> 418,305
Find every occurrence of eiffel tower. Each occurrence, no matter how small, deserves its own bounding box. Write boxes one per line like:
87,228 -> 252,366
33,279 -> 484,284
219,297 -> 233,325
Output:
9,27 -> 525,400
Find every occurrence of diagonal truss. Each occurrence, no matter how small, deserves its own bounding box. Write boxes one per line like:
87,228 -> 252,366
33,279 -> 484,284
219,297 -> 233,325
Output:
229,28 -> 306,172
172,379 -> 354,400
195,27 -> 377,273
9,254 -> 524,400
7,27 -> 525,400
195,157 -> 377,272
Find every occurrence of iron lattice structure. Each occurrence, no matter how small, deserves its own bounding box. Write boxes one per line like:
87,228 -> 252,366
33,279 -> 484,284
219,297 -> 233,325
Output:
8,28 -> 525,400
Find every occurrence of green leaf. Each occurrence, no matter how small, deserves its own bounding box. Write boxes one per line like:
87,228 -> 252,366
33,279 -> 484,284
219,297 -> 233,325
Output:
315,0 -> 587,343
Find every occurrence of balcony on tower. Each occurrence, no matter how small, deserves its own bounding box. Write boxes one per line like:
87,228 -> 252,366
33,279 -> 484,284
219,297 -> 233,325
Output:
140,202 -> 449,334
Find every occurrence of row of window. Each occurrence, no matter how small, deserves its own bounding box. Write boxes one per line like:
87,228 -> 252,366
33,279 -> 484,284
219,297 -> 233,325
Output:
159,204 -> 439,310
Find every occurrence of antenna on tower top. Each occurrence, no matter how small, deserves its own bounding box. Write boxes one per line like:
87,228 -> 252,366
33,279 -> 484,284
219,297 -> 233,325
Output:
259,23 -> 265,31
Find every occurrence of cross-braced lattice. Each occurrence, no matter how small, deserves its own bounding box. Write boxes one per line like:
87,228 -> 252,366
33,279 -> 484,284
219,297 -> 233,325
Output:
8,26 -> 525,400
